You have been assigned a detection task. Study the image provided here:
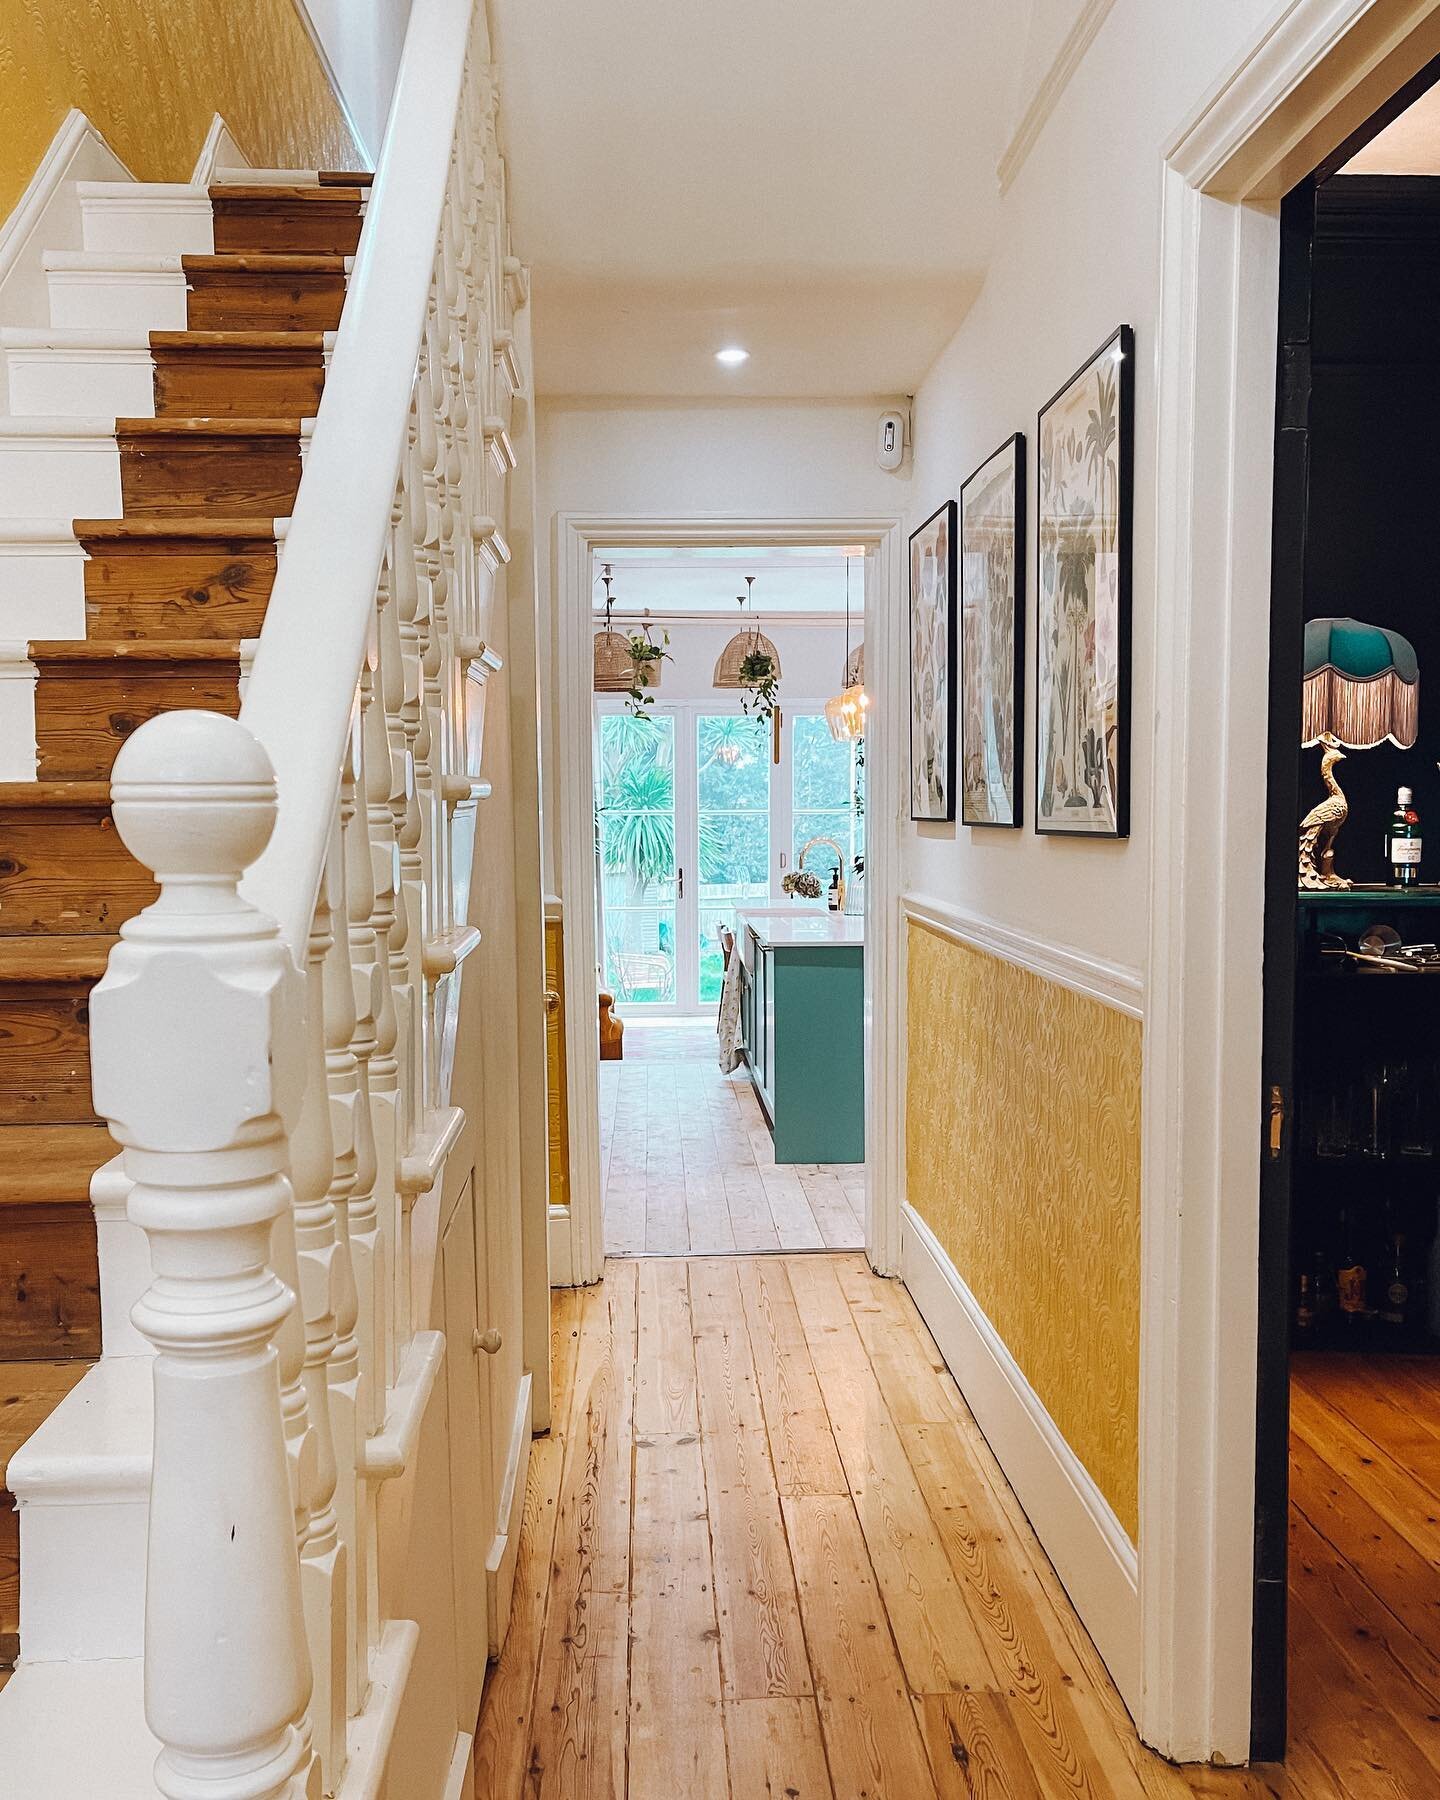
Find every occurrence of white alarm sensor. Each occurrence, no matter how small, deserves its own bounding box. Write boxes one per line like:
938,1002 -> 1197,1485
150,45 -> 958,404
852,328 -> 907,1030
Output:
877,409 -> 905,471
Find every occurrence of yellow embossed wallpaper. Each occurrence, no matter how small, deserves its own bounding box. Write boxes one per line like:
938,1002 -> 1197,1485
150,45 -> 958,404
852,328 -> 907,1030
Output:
905,919 -> 1142,1540
1,0 -> 359,222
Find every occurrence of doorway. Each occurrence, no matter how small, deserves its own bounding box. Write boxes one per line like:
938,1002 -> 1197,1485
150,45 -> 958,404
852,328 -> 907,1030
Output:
1255,64 -> 1440,1774
589,544 -> 871,1258
550,514 -> 900,1288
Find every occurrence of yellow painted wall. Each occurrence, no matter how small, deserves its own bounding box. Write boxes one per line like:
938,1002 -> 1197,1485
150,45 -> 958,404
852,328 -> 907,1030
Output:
1,0 -> 359,222
905,920 -> 1141,1540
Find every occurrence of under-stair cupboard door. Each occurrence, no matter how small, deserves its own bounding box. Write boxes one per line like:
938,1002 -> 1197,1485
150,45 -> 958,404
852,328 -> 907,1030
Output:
481,1147 -> 530,1655
441,1174 -> 491,1733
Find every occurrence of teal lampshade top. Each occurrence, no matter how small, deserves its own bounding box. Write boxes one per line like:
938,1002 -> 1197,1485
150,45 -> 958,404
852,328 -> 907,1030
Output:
1303,617 -> 1418,683
1302,616 -> 1420,749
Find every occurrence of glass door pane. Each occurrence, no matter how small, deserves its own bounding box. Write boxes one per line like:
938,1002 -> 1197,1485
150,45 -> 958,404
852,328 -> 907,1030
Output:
696,713 -> 770,1004
596,712 -> 678,1006
791,713 -> 865,890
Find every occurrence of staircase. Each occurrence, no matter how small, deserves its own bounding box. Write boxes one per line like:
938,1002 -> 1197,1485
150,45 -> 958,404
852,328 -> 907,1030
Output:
0,6 -> 541,1790
0,174 -> 371,1694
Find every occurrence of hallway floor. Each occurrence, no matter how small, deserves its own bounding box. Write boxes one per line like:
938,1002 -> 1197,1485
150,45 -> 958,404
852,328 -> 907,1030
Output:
1288,1352 -> 1440,1794
600,1019 -> 864,1257
473,1254 -> 1285,1799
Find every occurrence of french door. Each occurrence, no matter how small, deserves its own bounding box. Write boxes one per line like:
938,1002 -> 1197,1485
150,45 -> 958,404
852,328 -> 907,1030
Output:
594,699 -> 864,1015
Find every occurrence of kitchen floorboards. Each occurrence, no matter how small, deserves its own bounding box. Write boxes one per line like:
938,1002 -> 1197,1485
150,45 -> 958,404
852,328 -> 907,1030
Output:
601,1018 -> 864,1256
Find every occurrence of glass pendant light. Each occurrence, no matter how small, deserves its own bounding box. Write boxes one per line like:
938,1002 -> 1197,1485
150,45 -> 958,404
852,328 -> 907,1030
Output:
825,553 -> 869,741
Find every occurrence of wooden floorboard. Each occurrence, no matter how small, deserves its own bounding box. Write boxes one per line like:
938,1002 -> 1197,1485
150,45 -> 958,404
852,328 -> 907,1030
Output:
475,1255 -> 1278,1799
600,1019 -> 863,1255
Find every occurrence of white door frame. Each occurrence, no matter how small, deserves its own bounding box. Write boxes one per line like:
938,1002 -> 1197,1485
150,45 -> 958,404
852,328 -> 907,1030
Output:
1143,0 -> 1440,1762
552,512 -> 905,1286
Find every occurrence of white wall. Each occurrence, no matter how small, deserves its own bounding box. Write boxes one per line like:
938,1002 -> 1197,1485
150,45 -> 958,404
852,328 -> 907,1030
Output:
300,0 -> 412,160
603,613 -> 851,707
903,0 -> 1280,969
536,398 -> 909,888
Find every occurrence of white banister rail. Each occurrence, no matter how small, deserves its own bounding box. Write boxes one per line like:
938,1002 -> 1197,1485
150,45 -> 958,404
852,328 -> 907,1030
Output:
239,0 -> 474,957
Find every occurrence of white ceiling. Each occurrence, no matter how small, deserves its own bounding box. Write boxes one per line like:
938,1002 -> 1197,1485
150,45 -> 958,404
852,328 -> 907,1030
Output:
594,545 -> 865,615
489,0 -> 1031,398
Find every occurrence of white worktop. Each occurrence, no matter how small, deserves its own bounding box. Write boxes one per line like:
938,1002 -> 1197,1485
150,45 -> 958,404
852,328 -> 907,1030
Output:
737,908 -> 865,955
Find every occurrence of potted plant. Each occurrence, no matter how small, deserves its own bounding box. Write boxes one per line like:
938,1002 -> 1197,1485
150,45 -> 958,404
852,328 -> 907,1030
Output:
625,628 -> 671,717
738,646 -> 780,722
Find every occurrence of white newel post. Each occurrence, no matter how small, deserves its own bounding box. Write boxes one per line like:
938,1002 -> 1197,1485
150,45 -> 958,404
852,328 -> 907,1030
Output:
89,710 -> 316,1800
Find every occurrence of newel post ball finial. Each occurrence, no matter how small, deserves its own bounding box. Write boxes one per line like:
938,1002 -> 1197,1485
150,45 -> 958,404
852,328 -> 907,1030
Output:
90,710 -> 316,1800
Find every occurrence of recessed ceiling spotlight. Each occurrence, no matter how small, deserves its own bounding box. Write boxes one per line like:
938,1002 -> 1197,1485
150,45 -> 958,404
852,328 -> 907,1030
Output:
715,346 -> 749,367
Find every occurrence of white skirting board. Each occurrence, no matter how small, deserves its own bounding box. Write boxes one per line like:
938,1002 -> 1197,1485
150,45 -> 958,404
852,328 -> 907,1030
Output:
442,1731 -> 475,1800
900,1202 -> 1141,1711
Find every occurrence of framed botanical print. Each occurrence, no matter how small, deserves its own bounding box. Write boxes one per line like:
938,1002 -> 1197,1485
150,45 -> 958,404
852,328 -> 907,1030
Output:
959,434 -> 1026,827
908,500 -> 957,821
1034,325 -> 1134,837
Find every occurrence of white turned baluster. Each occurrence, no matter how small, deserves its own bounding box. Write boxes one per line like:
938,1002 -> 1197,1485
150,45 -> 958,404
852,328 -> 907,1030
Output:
90,710 -> 314,1800
363,633 -> 401,1399
321,807 -> 367,1717
291,879 -> 349,1787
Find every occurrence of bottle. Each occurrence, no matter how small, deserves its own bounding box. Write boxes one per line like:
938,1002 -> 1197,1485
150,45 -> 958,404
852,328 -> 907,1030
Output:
1378,1231 -> 1411,1335
1389,786 -> 1422,887
1336,1210 -> 1369,1330
827,866 -> 841,912
1311,1246 -> 1335,1336
1295,1266 -> 1317,1343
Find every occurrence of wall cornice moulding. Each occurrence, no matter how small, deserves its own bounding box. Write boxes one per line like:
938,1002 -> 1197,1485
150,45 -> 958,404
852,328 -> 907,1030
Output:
996,0 -> 1117,195
902,890 -> 1143,1019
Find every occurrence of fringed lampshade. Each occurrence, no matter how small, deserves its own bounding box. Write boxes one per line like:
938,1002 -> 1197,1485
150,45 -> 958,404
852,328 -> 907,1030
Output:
1302,617 -> 1418,748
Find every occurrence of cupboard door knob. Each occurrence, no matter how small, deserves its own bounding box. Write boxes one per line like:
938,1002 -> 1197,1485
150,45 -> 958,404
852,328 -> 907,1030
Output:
473,1327 -> 502,1355
544,988 -> 560,1015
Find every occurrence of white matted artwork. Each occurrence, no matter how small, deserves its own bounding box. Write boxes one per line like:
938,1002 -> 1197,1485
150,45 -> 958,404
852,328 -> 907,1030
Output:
960,433 -> 1026,828
1035,325 -> 1134,838
908,500 -> 957,821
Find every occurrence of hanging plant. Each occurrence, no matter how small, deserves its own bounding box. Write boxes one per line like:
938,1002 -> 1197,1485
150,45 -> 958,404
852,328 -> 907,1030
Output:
624,627 -> 671,717
738,646 -> 780,722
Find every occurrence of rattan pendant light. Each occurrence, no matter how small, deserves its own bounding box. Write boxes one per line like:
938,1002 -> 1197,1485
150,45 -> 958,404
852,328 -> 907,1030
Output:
593,563 -> 637,692
825,554 -> 870,741
713,575 -> 782,688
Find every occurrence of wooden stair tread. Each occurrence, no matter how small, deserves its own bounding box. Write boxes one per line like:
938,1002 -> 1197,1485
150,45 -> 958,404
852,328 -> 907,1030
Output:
116,417 -> 306,439
73,516 -> 281,541
0,935 -> 116,983
0,1124 -> 114,1207
0,781 -> 111,811
0,1362 -> 90,1470
318,171 -> 373,186
182,254 -> 348,274
29,639 -> 242,663
148,331 -> 327,351
209,184 -> 365,204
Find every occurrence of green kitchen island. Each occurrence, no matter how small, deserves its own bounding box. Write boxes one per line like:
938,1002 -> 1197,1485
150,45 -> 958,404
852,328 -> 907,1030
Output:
735,909 -> 864,1165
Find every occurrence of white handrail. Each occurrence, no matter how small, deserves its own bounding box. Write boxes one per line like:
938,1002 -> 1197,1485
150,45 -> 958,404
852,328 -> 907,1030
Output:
239,0 -> 475,954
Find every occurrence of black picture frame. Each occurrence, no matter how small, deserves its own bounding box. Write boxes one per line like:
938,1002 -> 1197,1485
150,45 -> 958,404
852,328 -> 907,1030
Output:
1033,324 -> 1134,839
959,433 -> 1027,829
907,499 -> 958,822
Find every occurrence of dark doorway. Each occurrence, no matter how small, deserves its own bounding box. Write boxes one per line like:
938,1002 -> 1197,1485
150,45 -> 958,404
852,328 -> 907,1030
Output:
1256,68 -> 1440,1768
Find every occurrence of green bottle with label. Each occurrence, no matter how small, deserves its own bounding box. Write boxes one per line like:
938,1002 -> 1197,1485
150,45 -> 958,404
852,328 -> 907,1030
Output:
1388,786 -> 1422,887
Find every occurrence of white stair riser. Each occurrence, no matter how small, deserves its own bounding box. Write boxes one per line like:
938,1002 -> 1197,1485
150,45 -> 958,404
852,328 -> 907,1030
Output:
6,348 -> 154,418
19,1498 -> 148,1661
0,439 -> 120,518
79,185 -> 213,255
47,268 -> 188,332
0,543 -> 86,643
0,659 -> 36,780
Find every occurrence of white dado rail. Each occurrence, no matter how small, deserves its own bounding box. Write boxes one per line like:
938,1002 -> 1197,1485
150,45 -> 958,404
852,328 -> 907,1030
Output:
85,0 -> 522,1794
